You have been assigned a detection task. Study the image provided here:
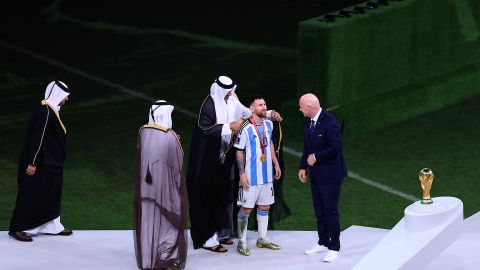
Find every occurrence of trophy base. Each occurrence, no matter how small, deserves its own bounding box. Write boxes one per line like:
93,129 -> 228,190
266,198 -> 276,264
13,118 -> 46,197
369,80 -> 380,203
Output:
353,197 -> 463,270
421,198 -> 433,204
408,200 -> 447,215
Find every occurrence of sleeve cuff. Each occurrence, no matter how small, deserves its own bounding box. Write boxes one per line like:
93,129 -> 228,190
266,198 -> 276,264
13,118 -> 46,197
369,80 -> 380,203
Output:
221,124 -> 232,136
266,110 -> 273,119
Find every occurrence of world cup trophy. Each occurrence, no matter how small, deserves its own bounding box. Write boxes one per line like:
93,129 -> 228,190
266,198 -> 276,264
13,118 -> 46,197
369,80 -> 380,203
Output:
419,168 -> 434,204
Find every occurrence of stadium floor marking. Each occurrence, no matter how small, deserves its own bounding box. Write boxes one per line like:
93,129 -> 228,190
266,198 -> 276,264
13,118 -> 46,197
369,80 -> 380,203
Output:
0,40 -> 417,202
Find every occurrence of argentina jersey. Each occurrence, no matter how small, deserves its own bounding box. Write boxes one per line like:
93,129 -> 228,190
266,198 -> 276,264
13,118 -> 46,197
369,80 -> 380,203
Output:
234,119 -> 274,186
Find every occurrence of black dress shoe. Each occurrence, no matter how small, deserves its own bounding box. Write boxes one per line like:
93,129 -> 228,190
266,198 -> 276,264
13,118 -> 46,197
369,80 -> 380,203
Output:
8,231 -> 33,242
46,229 -> 73,236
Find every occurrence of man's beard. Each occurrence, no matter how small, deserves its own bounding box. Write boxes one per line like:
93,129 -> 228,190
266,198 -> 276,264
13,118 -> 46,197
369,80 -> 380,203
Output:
256,111 -> 266,118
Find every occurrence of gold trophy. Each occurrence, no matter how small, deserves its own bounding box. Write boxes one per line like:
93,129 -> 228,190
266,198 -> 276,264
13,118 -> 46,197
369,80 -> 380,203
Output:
419,168 -> 434,204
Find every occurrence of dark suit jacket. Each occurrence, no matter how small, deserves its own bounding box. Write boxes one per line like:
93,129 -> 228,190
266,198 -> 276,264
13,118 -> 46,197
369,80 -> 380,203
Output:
299,110 -> 347,185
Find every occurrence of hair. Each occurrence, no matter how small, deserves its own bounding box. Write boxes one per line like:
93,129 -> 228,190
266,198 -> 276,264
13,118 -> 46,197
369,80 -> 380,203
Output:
247,93 -> 264,106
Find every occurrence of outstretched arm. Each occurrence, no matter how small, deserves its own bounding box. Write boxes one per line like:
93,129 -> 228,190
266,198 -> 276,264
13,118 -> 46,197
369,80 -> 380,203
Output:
266,110 -> 283,122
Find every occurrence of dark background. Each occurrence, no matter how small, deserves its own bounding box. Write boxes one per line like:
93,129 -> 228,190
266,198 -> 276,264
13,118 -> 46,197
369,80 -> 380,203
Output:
2,0 -> 365,48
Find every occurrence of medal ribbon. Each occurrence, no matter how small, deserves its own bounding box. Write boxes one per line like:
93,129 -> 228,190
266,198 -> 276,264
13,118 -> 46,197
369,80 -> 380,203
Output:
250,117 -> 267,160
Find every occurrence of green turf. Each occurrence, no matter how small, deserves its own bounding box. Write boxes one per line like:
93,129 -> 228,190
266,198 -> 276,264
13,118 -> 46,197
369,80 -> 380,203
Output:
342,95 -> 480,219
298,0 -> 480,135
1,9 -> 479,233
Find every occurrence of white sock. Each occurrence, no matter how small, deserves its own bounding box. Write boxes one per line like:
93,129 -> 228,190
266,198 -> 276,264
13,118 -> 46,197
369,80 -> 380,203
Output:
237,210 -> 249,242
257,209 -> 269,240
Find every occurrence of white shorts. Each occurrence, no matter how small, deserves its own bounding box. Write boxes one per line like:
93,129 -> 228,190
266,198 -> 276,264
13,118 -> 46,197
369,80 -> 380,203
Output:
237,182 -> 275,209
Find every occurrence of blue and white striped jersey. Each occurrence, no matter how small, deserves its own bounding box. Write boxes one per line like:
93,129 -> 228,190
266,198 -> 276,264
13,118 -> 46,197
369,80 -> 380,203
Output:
234,119 -> 274,186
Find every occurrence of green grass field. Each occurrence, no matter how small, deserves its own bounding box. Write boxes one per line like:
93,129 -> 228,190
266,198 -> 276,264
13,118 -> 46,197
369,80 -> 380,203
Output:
1,8 -> 479,232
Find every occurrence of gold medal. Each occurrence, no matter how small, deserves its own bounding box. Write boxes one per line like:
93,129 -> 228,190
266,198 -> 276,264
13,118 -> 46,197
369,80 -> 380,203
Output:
260,154 -> 267,162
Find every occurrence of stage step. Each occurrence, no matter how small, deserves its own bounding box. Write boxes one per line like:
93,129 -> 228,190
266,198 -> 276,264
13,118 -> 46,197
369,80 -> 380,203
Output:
0,212 -> 478,270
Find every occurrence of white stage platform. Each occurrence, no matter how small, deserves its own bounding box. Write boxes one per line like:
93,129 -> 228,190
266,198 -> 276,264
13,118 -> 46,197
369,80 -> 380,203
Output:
1,213 -> 479,270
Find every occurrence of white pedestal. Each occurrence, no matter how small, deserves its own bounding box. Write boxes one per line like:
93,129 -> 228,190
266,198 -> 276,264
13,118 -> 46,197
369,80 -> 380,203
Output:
352,196 -> 463,270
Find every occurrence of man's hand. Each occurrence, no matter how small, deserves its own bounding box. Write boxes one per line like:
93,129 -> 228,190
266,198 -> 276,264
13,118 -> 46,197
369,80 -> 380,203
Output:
239,173 -> 250,190
229,120 -> 243,132
298,169 -> 308,183
271,111 -> 283,122
274,163 -> 281,180
26,164 -> 36,176
307,154 -> 316,166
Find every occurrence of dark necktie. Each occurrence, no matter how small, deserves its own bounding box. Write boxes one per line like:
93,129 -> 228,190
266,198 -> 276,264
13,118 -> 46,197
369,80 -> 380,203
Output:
309,119 -> 315,134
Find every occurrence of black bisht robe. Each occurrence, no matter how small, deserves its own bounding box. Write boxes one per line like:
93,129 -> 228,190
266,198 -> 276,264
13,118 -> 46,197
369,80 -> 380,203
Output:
10,101 -> 67,232
186,95 -> 236,249
268,121 -> 291,226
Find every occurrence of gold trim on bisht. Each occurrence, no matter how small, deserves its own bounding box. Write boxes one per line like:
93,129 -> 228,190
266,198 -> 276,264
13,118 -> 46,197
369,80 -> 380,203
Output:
140,124 -> 184,155
141,124 -> 169,132
41,100 -> 66,134
275,122 -> 283,159
197,95 -> 223,131
169,129 -> 184,155
32,104 -> 50,165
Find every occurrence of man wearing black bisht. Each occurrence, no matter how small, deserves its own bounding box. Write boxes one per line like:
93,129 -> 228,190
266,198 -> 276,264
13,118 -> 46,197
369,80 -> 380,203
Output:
186,76 -> 248,252
134,100 -> 187,270
9,80 -> 73,242
186,76 -> 283,252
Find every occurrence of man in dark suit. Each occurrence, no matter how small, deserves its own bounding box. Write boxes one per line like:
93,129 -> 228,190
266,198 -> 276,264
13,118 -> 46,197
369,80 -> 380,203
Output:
298,93 -> 347,263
